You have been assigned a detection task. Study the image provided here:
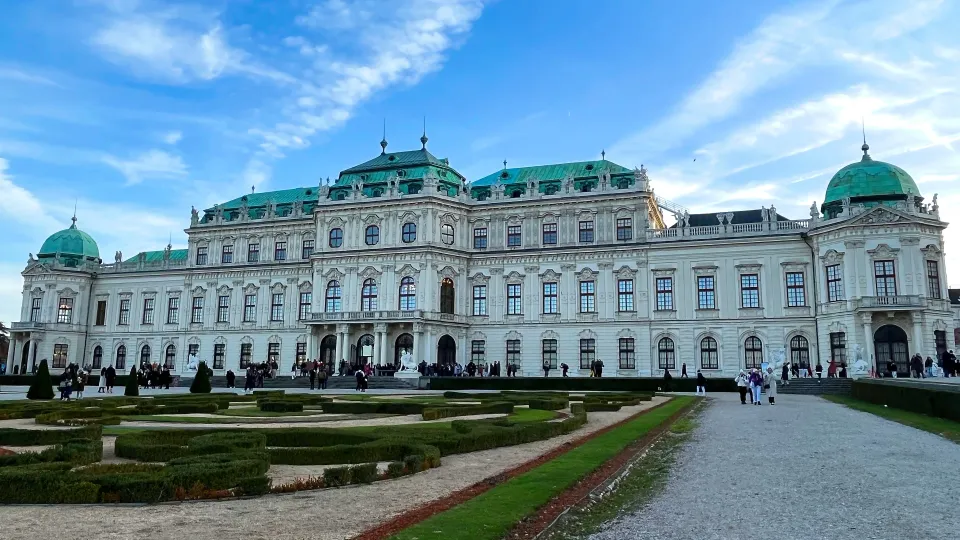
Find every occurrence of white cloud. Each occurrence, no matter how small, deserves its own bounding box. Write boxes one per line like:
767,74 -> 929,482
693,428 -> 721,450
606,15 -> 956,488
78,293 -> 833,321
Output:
296,0 -> 374,30
0,158 -> 59,231
0,66 -> 58,86
162,131 -> 182,144
102,149 -> 188,184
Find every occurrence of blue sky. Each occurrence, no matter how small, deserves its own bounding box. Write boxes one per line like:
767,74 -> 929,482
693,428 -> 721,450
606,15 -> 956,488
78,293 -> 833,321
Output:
1,0 -> 959,325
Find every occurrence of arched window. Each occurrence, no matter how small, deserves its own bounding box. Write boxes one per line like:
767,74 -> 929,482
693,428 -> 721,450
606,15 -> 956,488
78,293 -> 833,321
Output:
361,278 -> 378,311
790,335 -> 810,368
745,336 -> 763,369
402,222 -> 417,243
329,227 -> 343,248
399,277 -> 417,310
700,337 -> 719,369
164,344 -> 176,369
440,278 -> 455,314
657,337 -> 675,369
441,224 -> 454,245
140,344 -> 151,367
365,225 -> 380,246
325,280 -> 342,312
407,183 -> 421,195
116,345 -> 126,370
92,345 -> 103,369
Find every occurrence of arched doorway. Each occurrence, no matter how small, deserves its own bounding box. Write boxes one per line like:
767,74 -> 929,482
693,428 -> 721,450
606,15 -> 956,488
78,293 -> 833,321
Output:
875,325 -> 908,376
395,333 -> 414,366
355,334 -> 375,368
440,279 -> 455,314
437,334 -> 456,366
19,341 -> 32,374
319,335 -> 337,366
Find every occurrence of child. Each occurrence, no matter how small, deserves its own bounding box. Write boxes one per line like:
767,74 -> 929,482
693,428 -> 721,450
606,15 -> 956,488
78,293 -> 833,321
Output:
695,370 -> 707,396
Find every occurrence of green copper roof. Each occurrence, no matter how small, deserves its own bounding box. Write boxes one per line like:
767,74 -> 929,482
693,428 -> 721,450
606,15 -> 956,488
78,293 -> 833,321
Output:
472,159 -> 633,187
37,218 -> 101,262
208,187 -> 319,212
335,147 -> 466,188
124,249 -> 188,264
824,145 -> 920,205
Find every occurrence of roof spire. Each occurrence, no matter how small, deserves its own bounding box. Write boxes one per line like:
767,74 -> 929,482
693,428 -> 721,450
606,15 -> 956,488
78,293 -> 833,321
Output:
251,185 -> 256,193
380,118 -> 388,154
861,116 -> 871,160
503,159 -> 507,170
601,149 -> 606,160
420,116 -> 428,149
70,199 -> 77,229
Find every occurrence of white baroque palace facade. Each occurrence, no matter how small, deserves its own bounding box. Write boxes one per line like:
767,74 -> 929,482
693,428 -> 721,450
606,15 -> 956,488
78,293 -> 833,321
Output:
6,139 -> 956,378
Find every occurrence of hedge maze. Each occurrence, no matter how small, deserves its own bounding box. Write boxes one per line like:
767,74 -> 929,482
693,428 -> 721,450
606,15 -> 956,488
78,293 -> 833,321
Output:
0,390 -> 654,504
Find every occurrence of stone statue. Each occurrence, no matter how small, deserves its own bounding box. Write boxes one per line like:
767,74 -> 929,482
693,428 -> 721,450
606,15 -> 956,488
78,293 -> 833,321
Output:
28,253 -> 35,262
399,349 -> 416,371
115,251 -> 122,263
932,193 -> 939,213
187,354 -> 199,372
770,347 -> 786,369
265,200 -> 275,219
190,206 -> 199,226
809,201 -> 820,220
852,345 -> 869,376
292,199 -> 303,216
841,197 -> 851,215
769,204 -> 777,220
760,206 -> 769,222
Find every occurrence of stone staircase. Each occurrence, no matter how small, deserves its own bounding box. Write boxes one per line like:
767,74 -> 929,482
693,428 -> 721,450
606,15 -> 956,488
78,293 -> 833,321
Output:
209,375 -> 419,390
777,377 -> 852,395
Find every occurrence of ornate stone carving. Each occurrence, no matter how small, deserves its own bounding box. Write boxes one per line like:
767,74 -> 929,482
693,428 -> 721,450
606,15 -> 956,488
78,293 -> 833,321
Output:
867,243 -> 899,260
820,249 -> 844,264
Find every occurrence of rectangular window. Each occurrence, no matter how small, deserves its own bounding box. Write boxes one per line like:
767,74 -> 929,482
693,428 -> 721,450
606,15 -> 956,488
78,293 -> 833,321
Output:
52,343 -> 68,369
274,241 -> 287,261
616,218 -> 633,241
579,281 -> 596,313
195,246 -> 208,265
472,285 -> 487,316
244,294 -> 257,323
473,227 -> 487,249
471,340 -> 485,363
299,292 -> 312,320
191,296 -> 204,324
57,297 -> 74,324
507,225 -> 522,247
542,223 -> 557,245
619,338 -> 636,369
826,264 -> 843,302
618,279 -> 634,311
271,292 -> 284,322
217,295 -> 230,323
786,272 -> 806,307
830,332 -> 846,364
926,260 -> 942,299
874,260 -> 897,296
248,243 -> 260,263
507,283 -> 522,315
301,240 -> 315,259
221,245 -> 234,264
542,282 -> 558,314
935,330 -> 947,357
506,339 -> 521,366
95,300 -> 107,326
240,343 -> 252,369
30,297 -> 42,322
166,297 -> 180,324
118,298 -> 131,325
142,298 -> 155,324
542,339 -> 558,369
656,277 -> 674,310
579,338 -> 596,369
700,338 -> 719,369
213,343 -> 225,370
296,342 -> 306,365
740,274 -> 760,308
578,221 -> 594,243
268,342 -> 280,364
697,276 -> 716,309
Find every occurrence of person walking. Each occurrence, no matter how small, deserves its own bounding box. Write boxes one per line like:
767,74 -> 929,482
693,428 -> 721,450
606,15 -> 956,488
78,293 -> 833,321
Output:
681,363 -> 688,378
309,366 -> 317,390
764,367 -> 778,405
735,370 -> 750,404
595,359 -> 604,378
827,359 -> 837,378
75,370 -> 86,399
105,364 -> 116,393
561,363 -> 569,377
791,361 -> 800,379
815,363 -> 823,379
355,368 -> 366,392
97,367 -> 107,394
662,368 -> 672,392
911,354 -> 924,379
781,362 -> 789,384
318,365 -> 328,390
748,368 -> 764,405
695,370 -> 706,396
542,359 -> 551,377
925,356 -> 935,378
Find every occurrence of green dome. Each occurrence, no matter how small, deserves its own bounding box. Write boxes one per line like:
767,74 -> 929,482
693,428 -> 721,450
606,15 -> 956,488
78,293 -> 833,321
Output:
823,144 -> 920,206
37,218 -> 101,264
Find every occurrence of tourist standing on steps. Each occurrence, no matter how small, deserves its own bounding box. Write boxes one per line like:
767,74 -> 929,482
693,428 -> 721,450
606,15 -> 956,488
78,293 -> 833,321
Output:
226,369 -> 236,388
735,370 -> 749,404
791,362 -> 800,379
764,367 -> 777,405
781,363 -> 789,384
748,369 -> 764,405
561,363 -> 569,377
681,363 -> 688,378
815,363 -> 823,379
595,359 -> 604,378
695,370 -> 706,396
827,359 -> 837,378
911,354 -> 924,379
105,364 -> 116,393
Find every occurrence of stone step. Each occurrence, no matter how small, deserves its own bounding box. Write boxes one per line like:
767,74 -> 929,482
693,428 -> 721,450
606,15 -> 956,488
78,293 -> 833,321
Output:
777,378 -> 852,395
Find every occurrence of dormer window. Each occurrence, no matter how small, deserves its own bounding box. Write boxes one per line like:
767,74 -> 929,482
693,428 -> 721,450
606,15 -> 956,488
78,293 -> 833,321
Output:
397,169 -> 405,177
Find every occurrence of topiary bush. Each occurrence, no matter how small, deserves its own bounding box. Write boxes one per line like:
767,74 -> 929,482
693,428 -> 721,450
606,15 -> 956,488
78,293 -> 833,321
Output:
0,424 -> 102,445
259,401 -> 304,413
190,362 -> 212,394
349,463 -> 378,484
421,401 -> 514,421
527,398 -> 568,410
27,359 -> 55,400
584,402 -> 622,412
387,461 -> 405,478
323,466 -> 351,487
187,432 -> 267,455
570,402 -> 585,415
124,366 -> 139,397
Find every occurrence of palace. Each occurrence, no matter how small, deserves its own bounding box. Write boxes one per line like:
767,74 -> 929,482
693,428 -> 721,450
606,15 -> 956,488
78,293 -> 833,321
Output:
6,135 -> 956,378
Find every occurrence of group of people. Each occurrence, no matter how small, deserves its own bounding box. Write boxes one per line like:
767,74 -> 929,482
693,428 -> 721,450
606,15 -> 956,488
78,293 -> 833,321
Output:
779,360 -> 848,382
735,367 -> 778,405
901,350 -> 958,378
57,363 -> 90,400
136,363 -> 174,389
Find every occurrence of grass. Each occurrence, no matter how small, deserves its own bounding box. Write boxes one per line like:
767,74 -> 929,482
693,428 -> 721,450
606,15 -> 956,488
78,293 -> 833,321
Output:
389,397 -> 693,540
213,407 -> 325,418
823,395 -> 960,444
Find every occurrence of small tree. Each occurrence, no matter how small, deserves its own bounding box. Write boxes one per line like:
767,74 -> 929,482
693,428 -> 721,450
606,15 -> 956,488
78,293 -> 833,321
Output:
27,359 -> 55,400
124,366 -> 139,397
190,361 -> 212,393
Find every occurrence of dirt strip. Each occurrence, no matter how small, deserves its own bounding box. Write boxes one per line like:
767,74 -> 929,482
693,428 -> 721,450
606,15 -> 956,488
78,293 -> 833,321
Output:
352,398 -> 685,540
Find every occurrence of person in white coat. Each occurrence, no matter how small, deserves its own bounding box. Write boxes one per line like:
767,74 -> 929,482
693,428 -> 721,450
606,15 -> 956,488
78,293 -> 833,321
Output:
764,367 -> 778,405
97,368 -> 107,394
735,370 -> 749,404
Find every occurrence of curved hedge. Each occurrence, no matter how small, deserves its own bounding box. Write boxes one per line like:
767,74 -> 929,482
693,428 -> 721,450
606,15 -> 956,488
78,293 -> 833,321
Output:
0,424 -> 102,445
422,401 -> 514,420
259,401 -> 304,413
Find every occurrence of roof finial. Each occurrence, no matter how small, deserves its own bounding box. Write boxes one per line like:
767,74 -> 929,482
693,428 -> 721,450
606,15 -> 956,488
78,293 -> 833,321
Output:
503,159 -> 507,170
380,118 -> 388,154
70,199 -> 77,228
251,185 -> 256,193
420,116 -> 428,149
861,116 -> 870,160
601,149 -> 606,160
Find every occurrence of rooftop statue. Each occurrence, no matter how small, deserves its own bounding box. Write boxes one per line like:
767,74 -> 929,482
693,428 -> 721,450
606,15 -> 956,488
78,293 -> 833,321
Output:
190,206 -> 199,226
115,251 -> 122,263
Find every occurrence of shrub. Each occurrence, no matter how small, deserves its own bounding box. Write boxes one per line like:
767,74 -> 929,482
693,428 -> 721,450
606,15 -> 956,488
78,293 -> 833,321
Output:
52,481 -> 100,503
349,463 -> 378,484
237,475 -> 272,496
527,398 -> 568,411
387,461 -> 406,478
422,401 -> 514,421
26,359 -> 54,400
322,401 -> 426,415
852,380 -> 960,422
190,362 -> 212,393
268,440 -> 437,466
188,432 -> 267,455
124,367 -> 139,397
570,402 -> 585,415
323,466 -> 351,487
259,401 -> 304,413
451,421 -> 474,434
428,377 -> 737,393
403,454 -> 424,473
0,424 -> 101,445
584,403 -> 622,412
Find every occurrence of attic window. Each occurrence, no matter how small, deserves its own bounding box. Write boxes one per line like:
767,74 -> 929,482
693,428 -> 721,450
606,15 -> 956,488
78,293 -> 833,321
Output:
500,171 -> 509,179
241,196 -> 248,201
397,169 -> 405,177
305,189 -> 312,195
585,164 -> 594,171
360,174 -> 367,180
388,155 -> 396,161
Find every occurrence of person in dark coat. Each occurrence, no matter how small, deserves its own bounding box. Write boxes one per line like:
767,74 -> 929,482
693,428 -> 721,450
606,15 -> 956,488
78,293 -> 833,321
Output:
105,365 -> 117,393
662,368 -> 672,392
355,368 -> 366,392
781,363 -> 789,383
695,370 -> 707,396
561,363 -> 569,377
309,367 -> 317,390
681,363 -> 688,378
160,367 -> 171,389
226,369 -> 236,388
594,359 -> 604,378
910,354 -> 924,378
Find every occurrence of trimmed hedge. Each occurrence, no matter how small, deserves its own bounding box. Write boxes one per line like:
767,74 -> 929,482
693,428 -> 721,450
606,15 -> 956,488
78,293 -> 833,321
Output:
0,424 -> 102,445
584,403 -> 622,412
269,440 -> 438,466
429,377 -> 737,392
259,401 -> 304,413
527,398 -> 568,411
322,401 -> 426,415
350,463 -> 378,484
851,380 -> 960,422
422,401 -> 514,421
570,402 -> 585,415
188,432 -> 267,455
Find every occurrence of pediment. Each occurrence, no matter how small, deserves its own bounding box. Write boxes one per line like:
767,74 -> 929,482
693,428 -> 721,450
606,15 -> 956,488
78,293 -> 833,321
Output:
847,206 -> 912,226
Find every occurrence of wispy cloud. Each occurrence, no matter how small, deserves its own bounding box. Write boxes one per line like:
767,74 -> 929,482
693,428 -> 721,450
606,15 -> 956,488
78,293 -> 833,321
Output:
0,157 -> 59,231
162,131 -> 182,145
0,66 -> 58,86
102,149 -> 188,184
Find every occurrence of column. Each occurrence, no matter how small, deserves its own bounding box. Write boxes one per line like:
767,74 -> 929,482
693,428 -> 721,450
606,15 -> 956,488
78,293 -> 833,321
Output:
28,339 -> 37,372
861,314 -> 875,376
414,324 -> 424,365
342,326 -> 352,367
306,327 -> 315,360
424,328 -> 434,366
911,313 -> 924,357
374,324 -> 387,366
457,330 -> 467,368
5,337 -> 15,374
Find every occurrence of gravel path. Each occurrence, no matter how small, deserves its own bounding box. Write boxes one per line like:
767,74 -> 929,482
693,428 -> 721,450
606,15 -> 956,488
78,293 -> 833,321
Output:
590,393 -> 960,540
0,397 -> 668,540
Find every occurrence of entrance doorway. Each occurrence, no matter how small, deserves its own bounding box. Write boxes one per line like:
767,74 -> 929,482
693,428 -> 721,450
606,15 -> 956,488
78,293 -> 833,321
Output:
437,334 -> 456,366
875,325 -> 908,376
395,333 -> 414,366
319,335 -> 336,366
20,341 -> 32,374
355,334 -> 375,368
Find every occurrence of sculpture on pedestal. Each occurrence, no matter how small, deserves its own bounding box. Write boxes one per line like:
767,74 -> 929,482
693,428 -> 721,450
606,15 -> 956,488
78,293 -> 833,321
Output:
852,345 -> 869,376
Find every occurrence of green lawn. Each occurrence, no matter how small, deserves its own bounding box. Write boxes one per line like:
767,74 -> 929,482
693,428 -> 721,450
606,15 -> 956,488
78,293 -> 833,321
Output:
213,407 -> 325,417
823,395 -> 960,444
389,397 -> 693,540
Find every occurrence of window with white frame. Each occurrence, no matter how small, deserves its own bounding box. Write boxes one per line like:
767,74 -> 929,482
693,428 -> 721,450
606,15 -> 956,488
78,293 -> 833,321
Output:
301,240 -> 315,259
616,218 -> 632,241
826,264 -> 843,302
579,281 -> 596,313
118,298 -> 131,325
270,293 -> 284,322
325,281 -> 342,312
213,343 -> 225,369
30,297 -> 42,322
579,338 -> 596,369
365,225 -> 380,246
700,337 -> 719,369
191,296 -> 204,324
578,220 -> 594,243
361,279 -> 378,311
542,223 -> 557,245
216,296 -> 229,323
507,225 -> 522,247
440,224 -> 455,245
542,282 -> 558,314
328,228 -> 343,248
507,283 -> 522,315
247,242 -> 260,262
786,272 -> 806,307
926,260 -> 942,299
57,297 -> 74,324
740,274 -> 760,308
790,335 -> 810,368
243,294 -> 257,322
697,276 -> 716,309
166,297 -> 179,324
619,338 -> 636,368
657,337 -> 676,369
744,336 -> 763,368
402,222 -> 417,243
618,279 -> 634,311
472,285 -> 487,315
542,339 -> 558,369
299,292 -> 312,320
399,277 -> 417,311
655,277 -> 673,310
471,340 -> 485,363
506,339 -> 521,365
873,260 -> 897,296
